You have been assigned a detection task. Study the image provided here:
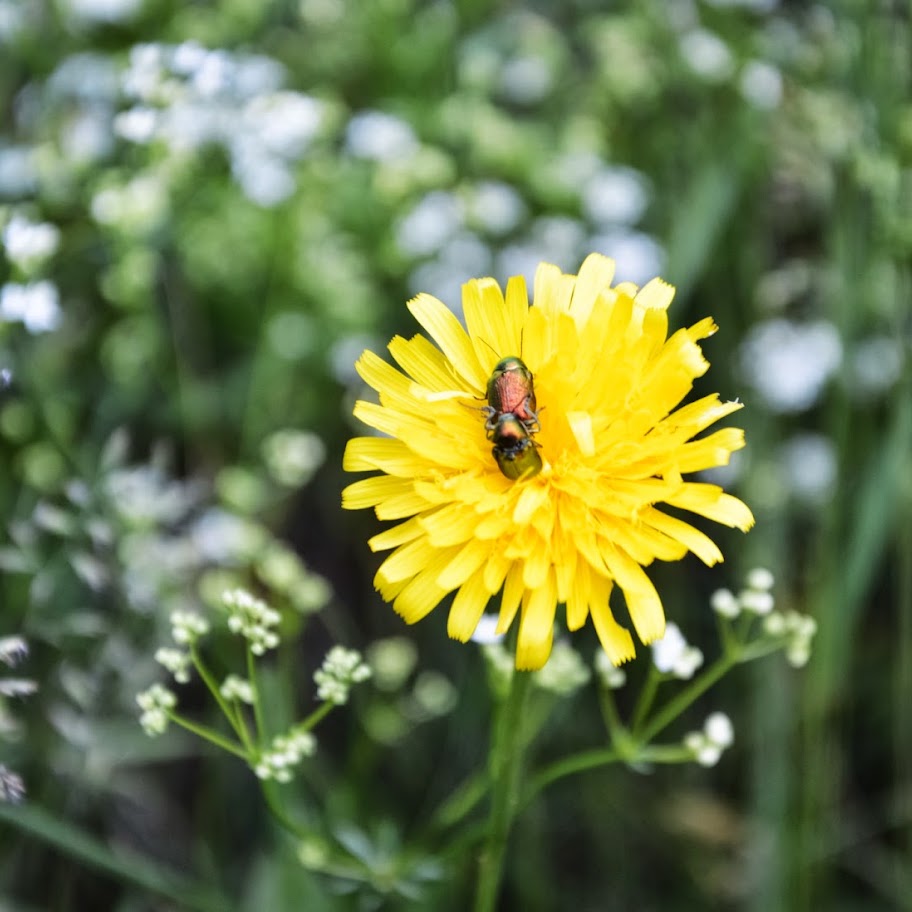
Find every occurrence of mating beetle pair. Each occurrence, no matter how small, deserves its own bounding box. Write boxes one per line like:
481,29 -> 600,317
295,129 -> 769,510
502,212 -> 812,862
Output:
483,357 -> 543,481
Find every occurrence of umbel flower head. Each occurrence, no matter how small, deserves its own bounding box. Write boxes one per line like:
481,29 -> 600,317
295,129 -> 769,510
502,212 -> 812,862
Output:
343,254 -> 754,670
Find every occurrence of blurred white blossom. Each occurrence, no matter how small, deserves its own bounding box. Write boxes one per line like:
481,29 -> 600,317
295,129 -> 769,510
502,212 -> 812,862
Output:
582,167 -> 650,226
471,614 -> 505,646
60,0 -> 143,25
345,110 -> 418,162
2,215 -> 60,270
680,29 -> 734,81
651,622 -> 704,679
0,282 -> 61,333
467,181 -> 527,236
739,319 -> 843,413
594,650 -> 627,689
396,191 -> 464,257
777,432 -> 838,504
262,429 -> 326,487
499,55 -> 553,105
589,230 -> 665,285
849,335 -> 904,398
535,642 -> 591,695
684,712 -> 735,767
116,43 -> 324,206
740,60 -> 783,109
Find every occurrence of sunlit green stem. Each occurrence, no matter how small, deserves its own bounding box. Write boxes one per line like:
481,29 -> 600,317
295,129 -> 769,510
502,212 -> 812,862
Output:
473,669 -> 533,912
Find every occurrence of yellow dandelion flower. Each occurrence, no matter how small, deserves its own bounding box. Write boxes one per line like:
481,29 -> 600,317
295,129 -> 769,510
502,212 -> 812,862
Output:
343,254 -> 754,670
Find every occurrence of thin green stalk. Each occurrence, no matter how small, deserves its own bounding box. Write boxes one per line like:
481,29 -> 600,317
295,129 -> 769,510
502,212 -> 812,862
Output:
301,700 -> 334,730
473,669 -> 534,912
598,686 -> 626,743
259,781 -> 312,840
168,712 -> 249,760
523,747 -> 620,806
630,665 -> 662,735
638,653 -> 735,744
247,646 -> 267,745
191,645 -> 251,748
428,771 -> 489,833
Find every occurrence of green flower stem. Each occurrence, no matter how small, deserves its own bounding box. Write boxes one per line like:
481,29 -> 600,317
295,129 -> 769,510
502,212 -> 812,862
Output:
598,685 -> 626,742
190,645 -> 252,750
246,646 -> 266,744
167,711 -> 249,760
638,653 -> 735,744
428,771 -> 489,834
259,780 -> 311,840
522,747 -> 620,806
300,700 -> 335,730
473,668 -> 534,912
630,665 -> 662,735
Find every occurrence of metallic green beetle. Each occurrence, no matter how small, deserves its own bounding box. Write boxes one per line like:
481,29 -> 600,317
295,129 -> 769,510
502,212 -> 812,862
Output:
489,412 -> 543,481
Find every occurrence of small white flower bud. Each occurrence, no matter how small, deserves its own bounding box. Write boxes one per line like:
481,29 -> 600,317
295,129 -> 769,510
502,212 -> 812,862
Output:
704,712 -> 734,748
710,588 -> 740,619
594,651 -> 626,689
739,589 -> 775,615
745,567 -> 775,591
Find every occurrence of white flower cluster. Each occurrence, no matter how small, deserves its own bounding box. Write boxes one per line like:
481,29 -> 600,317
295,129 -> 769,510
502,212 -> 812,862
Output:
116,42 -> 325,207
137,683 -> 177,736
220,674 -> 254,704
712,569 -> 816,666
313,646 -> 371,705
254,725 -> 317,782
535,642 -> 591,696
651,622 -> 704,679
684,712 -> 734,767
154,646 -> 192,684
170,609 -> 210,646
593,650 -> 627,689
711,567 -> 776,618
763,612 -> 818,668
222,588 -> 281,655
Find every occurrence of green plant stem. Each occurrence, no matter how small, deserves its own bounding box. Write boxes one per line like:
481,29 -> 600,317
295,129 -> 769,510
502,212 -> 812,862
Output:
301,700 -> 334,730
247,646 -> 267,744
168,712 -> 249,760
523,747 -> 620,806
638,653 -> 735,744
191,645 -> 252,750
259,780 -> 311,840
473,669 -> 533,912
630,665 -> 662,735
429,771 -> 489,833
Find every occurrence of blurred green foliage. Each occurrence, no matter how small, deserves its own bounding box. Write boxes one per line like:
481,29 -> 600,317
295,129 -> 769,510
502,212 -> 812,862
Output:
0,0 -> 910,909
